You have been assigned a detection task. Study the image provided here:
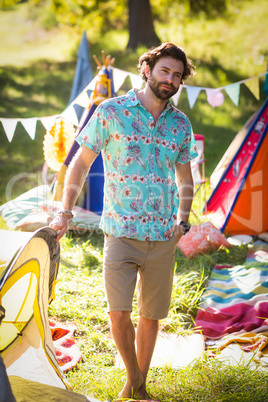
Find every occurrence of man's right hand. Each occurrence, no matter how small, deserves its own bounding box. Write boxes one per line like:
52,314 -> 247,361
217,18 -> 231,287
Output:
49,215 -> 72,242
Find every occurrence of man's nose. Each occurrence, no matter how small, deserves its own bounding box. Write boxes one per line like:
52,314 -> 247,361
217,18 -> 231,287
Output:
165,74 -> 174,84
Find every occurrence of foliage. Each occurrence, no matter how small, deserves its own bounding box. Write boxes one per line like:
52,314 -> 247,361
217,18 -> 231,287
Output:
48,0 -> 127,34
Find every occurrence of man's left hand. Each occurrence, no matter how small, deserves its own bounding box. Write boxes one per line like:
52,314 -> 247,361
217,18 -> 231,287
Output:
163,222 -> 186,241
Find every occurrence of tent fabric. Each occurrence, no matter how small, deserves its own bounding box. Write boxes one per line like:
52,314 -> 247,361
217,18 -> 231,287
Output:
206,98 -> 268,235
68,31 -> 93,106
9,376 -> 92,402
210,111 -> 257,189
0,228 -> 67,389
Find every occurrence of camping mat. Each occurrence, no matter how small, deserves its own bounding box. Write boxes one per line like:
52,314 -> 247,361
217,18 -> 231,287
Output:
195,241 -> 268,340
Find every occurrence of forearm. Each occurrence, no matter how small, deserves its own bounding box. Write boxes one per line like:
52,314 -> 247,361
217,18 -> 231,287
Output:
177,179 -> 193,222
61,159 -> 89,211
176,168 -> 194,224
61,146 -> 97,211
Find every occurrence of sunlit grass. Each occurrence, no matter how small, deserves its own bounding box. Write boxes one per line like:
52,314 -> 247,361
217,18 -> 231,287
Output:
45,211 -> 263,401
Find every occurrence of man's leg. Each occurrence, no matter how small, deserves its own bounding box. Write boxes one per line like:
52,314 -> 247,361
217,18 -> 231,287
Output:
109,311 -> 144,400
136,316 -> 159,399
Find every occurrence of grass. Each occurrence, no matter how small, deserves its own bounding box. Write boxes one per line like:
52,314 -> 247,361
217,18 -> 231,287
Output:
1,1 -> 268,400
47,234 -> 267,401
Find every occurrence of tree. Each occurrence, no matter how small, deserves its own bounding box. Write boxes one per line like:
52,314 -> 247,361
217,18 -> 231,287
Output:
127,0 -> 161,49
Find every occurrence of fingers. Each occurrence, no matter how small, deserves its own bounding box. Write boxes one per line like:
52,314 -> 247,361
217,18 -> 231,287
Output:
55,227 -> 67,242
164,223 -> 185,240
49,216 -> 71,242
163,227 -> 173,239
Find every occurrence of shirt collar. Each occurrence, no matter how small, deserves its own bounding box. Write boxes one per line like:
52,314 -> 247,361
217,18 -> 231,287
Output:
125,88 -> 173,114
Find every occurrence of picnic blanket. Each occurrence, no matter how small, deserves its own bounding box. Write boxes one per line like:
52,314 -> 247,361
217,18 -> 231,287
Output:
0,185 -> 100,232
49,320 -> 82,372
195,241 -> 268,340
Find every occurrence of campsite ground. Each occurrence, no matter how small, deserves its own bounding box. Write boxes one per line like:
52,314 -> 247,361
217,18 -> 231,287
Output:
1,1 -> 268,401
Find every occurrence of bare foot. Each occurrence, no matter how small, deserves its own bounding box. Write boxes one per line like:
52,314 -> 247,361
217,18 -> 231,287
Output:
135,383 -> 159,401
115,372 -> 144,401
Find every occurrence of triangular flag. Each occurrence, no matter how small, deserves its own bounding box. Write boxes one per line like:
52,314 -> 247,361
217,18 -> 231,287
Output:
186,86 -> 202,109
172,85 -> 183,106
113,68 -> 129,92
206,89 -> 225,108
20,118 -> 37,140
225,83 -> 240,106
86,76 -> 98,91
40,115 -> 58,131
74,90 -> 91,108
61,105 -> 78,126
244,77 -> 260,100
1,118 -> 18,142
129,73 -> 143,89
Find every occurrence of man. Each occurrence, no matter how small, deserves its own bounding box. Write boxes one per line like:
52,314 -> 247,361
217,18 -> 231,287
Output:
50,42 -> 197,401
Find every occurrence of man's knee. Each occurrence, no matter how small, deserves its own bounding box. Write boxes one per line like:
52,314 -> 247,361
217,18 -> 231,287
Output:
109,310 -> 131,327
139,315 -> 159,328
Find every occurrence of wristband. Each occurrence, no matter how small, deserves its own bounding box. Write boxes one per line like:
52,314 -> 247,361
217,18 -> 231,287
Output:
57,210 -> 74,220
179,220 -> 191,235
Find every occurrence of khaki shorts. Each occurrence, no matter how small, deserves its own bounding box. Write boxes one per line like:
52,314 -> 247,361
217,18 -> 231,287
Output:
103,234 -> 178,320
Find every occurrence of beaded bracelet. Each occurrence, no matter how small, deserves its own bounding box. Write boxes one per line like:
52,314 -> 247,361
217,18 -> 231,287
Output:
57,210 -> 74,220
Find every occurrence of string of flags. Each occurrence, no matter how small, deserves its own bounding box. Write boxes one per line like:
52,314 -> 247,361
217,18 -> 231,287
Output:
0,67 -> 267,143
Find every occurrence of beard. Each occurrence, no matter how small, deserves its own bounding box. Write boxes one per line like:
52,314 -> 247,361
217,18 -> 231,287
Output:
148,75 -> 179,100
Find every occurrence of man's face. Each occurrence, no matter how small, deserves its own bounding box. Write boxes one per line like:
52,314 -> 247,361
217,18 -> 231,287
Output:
147,56 -> 184,101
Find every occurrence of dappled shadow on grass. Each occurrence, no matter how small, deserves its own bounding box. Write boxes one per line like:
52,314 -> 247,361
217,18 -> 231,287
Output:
0,59 -> 77,204
0,60 -> 76,118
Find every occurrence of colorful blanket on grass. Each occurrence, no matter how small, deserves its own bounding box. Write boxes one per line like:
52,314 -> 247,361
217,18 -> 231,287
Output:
49,320 -> 82,372
195,241 -> 268,340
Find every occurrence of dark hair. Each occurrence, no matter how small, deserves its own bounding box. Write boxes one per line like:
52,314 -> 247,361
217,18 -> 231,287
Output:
137,42 -> 195,83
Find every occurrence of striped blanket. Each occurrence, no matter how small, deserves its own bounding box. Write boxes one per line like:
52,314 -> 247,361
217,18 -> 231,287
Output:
195,241 -> 268,340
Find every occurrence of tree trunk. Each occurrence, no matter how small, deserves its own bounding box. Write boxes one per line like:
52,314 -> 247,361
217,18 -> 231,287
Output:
127,0 -> 161,50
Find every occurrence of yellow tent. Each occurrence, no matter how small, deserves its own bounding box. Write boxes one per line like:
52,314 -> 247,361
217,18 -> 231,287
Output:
0,227 -> 101,402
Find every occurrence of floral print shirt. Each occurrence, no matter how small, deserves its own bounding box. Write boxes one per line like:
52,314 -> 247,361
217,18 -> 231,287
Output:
76,89 -> 198,241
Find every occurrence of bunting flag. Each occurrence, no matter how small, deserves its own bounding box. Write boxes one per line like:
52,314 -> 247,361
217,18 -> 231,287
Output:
61,105 -> 79,127
225,83 -> 240,106
75,90 -> 91,108
186,86 -> 202,109
1,119 -> 18,142
244,76 -> 260,100
113,68 -> 129,92
172,85 -> 183,106
40,115 -> 59,131
1,69 -> 267,142
206,89 -> 225,108
129,72 -> 143,89
20,118 -> 37,140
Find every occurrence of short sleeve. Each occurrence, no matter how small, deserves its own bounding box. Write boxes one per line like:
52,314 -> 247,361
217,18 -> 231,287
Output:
76,101 -> 110,154
176,118 -> 198,164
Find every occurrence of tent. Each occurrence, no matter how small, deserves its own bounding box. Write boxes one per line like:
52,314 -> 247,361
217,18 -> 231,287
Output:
53,54 -> 116,216
0,227 -> 101,401
68,31 -> 94,122
0,227 -> 65,387
206,97 -> 268,236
